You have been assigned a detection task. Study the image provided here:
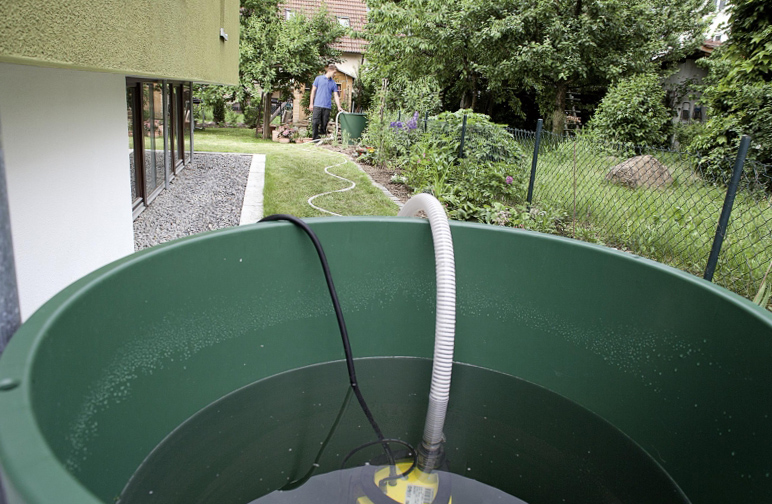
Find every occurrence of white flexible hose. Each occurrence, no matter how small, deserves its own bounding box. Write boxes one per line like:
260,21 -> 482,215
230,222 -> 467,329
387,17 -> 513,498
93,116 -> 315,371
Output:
334,111 -> 344,141
398,193 -> 456,470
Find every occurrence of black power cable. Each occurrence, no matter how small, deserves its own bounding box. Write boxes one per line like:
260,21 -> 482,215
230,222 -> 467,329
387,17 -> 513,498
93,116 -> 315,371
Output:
259,215 -> 415,481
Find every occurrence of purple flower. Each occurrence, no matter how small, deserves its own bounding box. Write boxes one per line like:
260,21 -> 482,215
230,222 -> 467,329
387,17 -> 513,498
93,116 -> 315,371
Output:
405,111 -> 420,130
506,176 -> 514,185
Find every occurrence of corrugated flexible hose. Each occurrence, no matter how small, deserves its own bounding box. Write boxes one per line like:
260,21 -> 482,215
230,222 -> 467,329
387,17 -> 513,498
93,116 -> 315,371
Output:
398,193 -> 456,472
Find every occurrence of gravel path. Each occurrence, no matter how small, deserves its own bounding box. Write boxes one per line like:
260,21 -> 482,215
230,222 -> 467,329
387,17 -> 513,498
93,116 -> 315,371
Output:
133,153 -> 252,251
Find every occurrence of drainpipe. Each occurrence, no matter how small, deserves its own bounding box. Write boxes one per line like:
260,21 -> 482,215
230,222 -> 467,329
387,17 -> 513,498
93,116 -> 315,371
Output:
0,119 -> 20,356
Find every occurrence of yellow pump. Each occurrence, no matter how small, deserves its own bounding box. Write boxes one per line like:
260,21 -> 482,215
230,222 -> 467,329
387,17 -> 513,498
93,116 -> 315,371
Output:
356,462 -> 451,504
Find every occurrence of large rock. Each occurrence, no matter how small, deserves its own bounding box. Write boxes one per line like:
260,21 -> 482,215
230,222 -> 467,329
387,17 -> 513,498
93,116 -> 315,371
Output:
605,155 -> 673,189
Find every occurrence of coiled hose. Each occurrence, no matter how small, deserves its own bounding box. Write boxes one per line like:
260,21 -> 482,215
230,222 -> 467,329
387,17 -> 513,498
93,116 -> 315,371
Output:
398,194 -> 456,472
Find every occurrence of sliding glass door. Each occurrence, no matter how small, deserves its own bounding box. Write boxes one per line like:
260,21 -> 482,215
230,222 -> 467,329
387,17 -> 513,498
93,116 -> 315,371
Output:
127,79 -> 192,219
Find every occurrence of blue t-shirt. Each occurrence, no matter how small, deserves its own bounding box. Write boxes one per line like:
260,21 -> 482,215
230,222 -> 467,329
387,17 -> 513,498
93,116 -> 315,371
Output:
312,75 -> 339,109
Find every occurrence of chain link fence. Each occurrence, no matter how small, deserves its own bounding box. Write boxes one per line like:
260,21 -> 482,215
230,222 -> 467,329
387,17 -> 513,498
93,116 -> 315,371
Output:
505,125 -> 772,305
380,111 -> 772,306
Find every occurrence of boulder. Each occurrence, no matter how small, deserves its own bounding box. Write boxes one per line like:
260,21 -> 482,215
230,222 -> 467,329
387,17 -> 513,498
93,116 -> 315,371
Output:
605,155 -> 673,189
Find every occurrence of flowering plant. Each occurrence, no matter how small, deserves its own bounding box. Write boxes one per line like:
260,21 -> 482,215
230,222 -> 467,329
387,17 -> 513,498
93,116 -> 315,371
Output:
277,125 -> 298,141
390,111 -> 420,131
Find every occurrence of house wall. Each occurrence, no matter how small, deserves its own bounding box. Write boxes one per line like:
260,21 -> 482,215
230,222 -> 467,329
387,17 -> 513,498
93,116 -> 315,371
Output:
337,53 -> 363,80
666,59 -> 708,86
0,63 -> 135,319
664,58 -> 709,122
0,0 -> 239,85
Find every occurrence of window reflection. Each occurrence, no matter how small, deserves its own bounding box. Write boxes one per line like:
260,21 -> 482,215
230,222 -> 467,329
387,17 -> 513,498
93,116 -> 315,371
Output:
127,85 -> 140,205
127,79 -> 193,217
183,85 -> 192,164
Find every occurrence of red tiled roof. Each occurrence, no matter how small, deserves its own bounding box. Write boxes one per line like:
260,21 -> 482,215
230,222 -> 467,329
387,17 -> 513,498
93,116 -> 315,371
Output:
281,0 -> 368,53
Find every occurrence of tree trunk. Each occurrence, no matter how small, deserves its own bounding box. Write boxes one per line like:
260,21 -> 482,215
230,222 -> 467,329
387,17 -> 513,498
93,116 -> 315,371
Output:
552,83 -> 568,135
262,91 -> 272,140
254,94 -> 263,138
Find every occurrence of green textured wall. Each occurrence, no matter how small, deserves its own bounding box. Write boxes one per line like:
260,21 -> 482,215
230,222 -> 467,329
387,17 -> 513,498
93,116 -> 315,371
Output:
0,0 -> 239,85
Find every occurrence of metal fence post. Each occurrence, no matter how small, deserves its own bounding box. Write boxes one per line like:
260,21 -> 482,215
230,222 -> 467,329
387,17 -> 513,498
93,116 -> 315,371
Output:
526,118 -> 543,206
458,114 -> 468,159
424,111 -> 428,133
704,135 -> 751,282
0,120 -> 20,356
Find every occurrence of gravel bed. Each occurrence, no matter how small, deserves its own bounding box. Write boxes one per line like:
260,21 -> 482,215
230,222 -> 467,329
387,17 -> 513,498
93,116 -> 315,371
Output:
133,153 -> 252,251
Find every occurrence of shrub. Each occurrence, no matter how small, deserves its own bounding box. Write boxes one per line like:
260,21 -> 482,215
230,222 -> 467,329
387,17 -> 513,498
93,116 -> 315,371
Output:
587,73 -> 671,147
689,53 -> 772,179
423,110 -> 526,165
243,105 -> 261,128
212,96 -> 226,124
672,121 -> 706,151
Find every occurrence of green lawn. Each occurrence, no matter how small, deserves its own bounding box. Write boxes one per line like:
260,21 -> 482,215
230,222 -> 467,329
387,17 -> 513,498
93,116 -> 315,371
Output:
523,138 -> 772,302
193,128 -> 400,218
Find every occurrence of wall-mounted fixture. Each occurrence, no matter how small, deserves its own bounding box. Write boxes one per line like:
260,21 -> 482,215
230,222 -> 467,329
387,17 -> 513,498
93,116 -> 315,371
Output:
220,28 -> 228,41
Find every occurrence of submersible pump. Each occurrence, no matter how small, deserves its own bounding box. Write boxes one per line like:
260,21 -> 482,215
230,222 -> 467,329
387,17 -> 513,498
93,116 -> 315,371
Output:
263,193 -> 456,504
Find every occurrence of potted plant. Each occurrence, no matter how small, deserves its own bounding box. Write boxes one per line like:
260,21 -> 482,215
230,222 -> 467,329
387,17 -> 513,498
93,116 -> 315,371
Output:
276,125 -> 298,143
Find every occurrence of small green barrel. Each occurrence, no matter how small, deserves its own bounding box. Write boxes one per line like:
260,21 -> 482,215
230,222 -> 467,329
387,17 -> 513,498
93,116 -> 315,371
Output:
338,112 -> 367,144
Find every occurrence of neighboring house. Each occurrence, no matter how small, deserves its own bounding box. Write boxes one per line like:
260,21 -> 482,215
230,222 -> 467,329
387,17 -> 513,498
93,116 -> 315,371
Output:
663,0 -> 730,125
0,0 -> 240,321
281,0 -> 368,122
664,40 -> 721,124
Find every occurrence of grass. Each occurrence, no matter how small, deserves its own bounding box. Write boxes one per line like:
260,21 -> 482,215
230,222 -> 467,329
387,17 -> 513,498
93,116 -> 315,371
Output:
521,136 -> 772,304
193,127 -> 400,218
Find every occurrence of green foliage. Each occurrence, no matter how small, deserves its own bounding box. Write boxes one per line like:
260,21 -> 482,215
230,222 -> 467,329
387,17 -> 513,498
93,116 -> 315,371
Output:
587,73 -> 671,147
364,0 -> 709,132
360,70 -> 443,116
672,121 -> 706,151
689,0 -> 772,176
425,110 -> 526,164
243,105 -> 261,128
240,0 -> 344,94
212,98 -> 226,124
721,0 -> 772,81
754,259 -> 772,308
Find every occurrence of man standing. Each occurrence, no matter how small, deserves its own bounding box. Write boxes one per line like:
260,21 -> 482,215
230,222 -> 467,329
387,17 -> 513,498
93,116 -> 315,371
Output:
308,64 -> 345,141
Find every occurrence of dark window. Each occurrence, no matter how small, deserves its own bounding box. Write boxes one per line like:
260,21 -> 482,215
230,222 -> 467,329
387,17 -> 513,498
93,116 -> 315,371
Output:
681,102 -> 691,122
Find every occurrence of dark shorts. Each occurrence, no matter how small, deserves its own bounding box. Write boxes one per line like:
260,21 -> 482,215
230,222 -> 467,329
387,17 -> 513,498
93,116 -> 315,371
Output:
311,107 -> 331,140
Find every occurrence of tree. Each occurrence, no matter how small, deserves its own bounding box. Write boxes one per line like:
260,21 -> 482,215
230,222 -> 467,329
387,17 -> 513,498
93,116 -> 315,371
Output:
364,0 -> 500,113
691,0 -> 772,173
239,0 -> 345,138
364,0 -> 709,132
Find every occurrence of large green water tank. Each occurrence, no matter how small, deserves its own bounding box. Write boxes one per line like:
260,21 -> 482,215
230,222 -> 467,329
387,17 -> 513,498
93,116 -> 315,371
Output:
0,218 -> 769,503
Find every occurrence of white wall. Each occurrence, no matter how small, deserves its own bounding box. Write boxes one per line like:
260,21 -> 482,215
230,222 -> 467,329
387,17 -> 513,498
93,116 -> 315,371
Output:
0,63 -> 134,319
337,53 -> 363,80
708,0 -> 731,41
